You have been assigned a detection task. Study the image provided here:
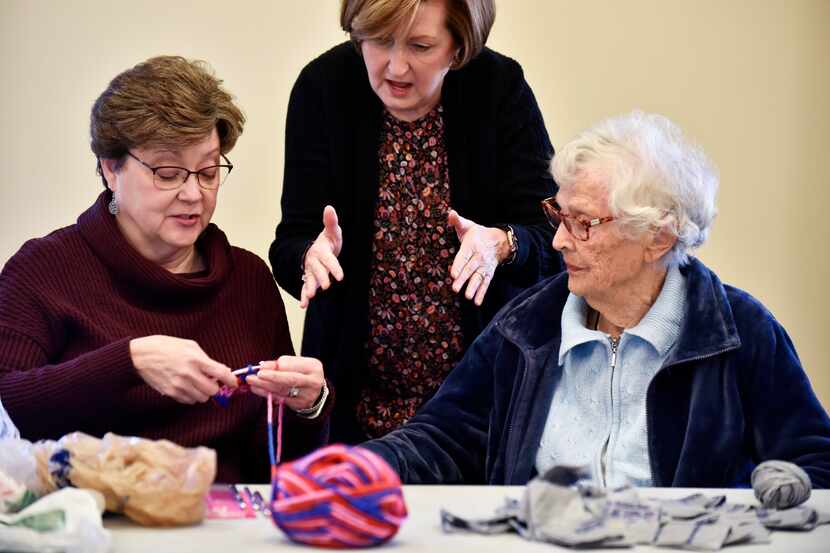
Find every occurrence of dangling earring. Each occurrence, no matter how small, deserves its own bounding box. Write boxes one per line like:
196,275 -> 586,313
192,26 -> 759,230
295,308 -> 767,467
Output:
108,195 -> 119,215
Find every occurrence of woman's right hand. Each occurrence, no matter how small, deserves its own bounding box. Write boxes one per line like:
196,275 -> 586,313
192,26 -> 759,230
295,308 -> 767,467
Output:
129,335 -> 238,404
300,205 -> 344,308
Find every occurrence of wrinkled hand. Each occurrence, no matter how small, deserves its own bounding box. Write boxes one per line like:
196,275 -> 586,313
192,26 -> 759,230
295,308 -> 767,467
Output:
301,205 -> 344,309
130,335 -> 237,404
245,356 -> 326,411
448,209 -> 509,306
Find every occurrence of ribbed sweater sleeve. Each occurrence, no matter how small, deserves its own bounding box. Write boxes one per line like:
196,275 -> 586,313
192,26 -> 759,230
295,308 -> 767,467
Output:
0,236 -> 142,437
0,330 -> 137,437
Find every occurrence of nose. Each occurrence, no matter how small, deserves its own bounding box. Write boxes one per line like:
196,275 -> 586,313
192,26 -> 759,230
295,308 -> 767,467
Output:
177,172 -> 202,202
388,45 -> 410,77
552,222 -> 572,252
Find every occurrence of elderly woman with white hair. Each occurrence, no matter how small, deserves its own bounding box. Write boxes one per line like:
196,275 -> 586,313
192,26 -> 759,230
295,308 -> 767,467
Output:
362,111 -> 830,487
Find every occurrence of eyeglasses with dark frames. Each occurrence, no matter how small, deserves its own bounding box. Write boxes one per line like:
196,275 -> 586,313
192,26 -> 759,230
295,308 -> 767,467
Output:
127,151 -> 233,191
540,196 -> 614,241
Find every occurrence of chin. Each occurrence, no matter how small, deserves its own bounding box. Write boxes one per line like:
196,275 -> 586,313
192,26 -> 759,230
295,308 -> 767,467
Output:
566,276 -> 589,298
164,230 -> 202,249
382,96 -> 412,111
567,282 -> 583,297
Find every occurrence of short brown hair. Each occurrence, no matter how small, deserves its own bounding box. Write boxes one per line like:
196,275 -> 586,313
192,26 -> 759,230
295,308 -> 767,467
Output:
90,56 -> 245,186
340,0 -> 495,68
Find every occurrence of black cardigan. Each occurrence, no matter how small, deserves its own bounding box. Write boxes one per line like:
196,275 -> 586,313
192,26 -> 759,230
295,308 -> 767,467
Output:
270,42 -> 562,443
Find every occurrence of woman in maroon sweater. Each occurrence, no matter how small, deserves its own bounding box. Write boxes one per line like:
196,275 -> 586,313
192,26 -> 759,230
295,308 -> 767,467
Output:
0,56 -> 329,483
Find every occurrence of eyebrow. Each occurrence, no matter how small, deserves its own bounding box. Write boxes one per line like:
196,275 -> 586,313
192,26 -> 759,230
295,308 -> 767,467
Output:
145,148 -> 178,158
146,147 -> 221,164
556,197 -> 598,218
569,206 -> 594,218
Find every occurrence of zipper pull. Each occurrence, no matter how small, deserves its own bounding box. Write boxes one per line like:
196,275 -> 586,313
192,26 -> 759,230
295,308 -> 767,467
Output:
609,336 -> 619,369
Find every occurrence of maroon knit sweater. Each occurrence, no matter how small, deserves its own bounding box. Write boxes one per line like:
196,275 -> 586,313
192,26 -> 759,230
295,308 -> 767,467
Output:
0,192 -> 328,483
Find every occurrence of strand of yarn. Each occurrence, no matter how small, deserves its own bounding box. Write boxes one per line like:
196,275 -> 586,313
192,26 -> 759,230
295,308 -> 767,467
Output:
751,460 -> 811,509
270,444 -> 408,548
266,393 -> 285,480
277,399 -> 284,464
213,363 -> 261,407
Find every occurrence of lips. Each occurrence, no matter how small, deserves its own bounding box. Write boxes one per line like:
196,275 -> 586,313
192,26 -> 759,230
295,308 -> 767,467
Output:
171,213 -> 200,226
386,79 -> 412,97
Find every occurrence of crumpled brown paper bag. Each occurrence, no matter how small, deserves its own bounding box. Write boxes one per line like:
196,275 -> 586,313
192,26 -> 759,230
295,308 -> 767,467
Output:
34,432 -> 215,526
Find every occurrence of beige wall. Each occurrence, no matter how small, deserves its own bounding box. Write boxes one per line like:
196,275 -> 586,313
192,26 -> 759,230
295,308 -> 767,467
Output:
1,0 -> 828,409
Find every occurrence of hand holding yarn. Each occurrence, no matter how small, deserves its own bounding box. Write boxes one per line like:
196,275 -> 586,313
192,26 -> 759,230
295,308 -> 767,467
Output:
245,356 -> 325,411
270,445 -> 408,548
751,460 -> 812,509
301,205 -> 344,309
130,335 -> 237,404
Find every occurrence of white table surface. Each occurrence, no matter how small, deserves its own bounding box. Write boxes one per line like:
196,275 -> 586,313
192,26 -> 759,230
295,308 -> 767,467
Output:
105,486 -> 830,552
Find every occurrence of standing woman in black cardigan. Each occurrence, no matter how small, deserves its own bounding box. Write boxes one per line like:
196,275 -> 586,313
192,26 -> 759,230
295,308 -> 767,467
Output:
270,0 -> 561,443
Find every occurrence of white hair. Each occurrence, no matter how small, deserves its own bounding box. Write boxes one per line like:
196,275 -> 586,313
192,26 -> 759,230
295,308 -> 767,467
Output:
551,111 -> 719,266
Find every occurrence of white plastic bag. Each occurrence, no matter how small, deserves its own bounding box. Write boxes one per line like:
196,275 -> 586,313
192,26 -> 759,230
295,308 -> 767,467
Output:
0,487 -> 111,553
0,397 -> 19,440
0,438 -> 54,496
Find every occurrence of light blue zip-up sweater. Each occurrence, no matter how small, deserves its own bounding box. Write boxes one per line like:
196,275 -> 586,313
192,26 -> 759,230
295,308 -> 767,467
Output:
535,265 -> 686,486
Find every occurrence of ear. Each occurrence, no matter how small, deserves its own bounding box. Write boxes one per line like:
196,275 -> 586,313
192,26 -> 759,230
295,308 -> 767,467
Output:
644,227 -> 677,263
99,158 -> 120,192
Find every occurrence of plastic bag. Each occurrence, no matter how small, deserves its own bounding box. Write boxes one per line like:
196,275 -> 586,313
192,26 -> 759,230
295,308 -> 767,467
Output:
0,432 -> 216,526
0,439 -> 49,496
0,467 -> 37,513
0,487 -> 111,553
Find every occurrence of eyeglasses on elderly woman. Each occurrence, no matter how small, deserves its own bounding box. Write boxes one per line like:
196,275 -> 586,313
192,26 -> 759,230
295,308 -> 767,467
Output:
540,196 -> 615,241
127,151 -> 233,191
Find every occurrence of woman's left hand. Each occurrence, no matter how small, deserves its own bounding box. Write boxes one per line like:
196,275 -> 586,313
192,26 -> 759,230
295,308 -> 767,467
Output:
245,356 -> 325,411
448,209 -> 510,306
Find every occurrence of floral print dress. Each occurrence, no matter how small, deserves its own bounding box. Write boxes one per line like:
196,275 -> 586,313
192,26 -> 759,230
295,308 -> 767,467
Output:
356,105 -> 465,438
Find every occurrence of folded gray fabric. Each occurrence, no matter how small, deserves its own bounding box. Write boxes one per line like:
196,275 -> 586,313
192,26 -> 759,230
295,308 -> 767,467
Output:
440,465 -> 827,550
723,518 -> 771,546
756,505 -> 826,531
655,519 -> 731,551
659,494 -> 726,519
439,509 -> 515,535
